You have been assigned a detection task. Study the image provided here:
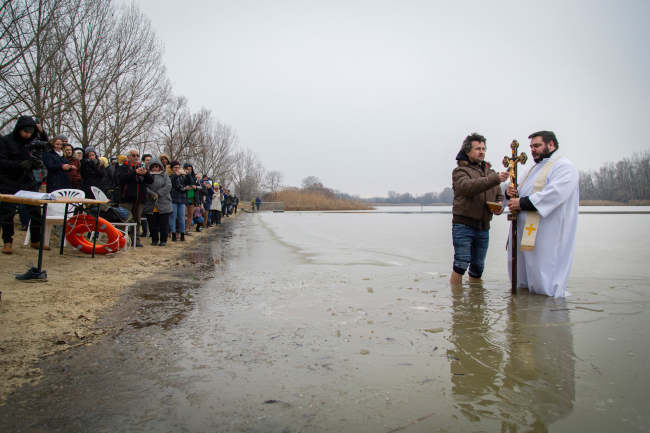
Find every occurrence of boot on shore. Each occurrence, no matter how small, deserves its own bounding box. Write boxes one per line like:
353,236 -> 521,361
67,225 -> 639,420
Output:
30,242 -> 50,251
2,242 -> 12,254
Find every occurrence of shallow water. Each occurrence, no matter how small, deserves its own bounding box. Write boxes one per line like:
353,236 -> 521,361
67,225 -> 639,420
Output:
1,210 -> 649,432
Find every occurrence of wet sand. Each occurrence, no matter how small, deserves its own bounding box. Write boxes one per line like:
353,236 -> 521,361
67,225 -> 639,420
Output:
0,218 -> 234,404
0,212 -> 649,432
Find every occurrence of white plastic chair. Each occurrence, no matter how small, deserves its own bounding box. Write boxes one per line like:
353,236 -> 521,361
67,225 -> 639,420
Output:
24,188 -> 85,247
91,186 -> 135,250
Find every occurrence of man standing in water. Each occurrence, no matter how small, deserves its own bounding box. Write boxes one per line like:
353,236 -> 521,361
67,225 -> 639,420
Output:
505,131 -> 579,297
451,133 -> 509,285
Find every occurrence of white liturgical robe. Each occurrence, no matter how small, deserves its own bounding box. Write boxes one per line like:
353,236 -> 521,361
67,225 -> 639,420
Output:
504,154 -> 579,297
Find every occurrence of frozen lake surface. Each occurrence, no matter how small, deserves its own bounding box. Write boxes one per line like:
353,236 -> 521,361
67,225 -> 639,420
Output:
2,209 -> 649,432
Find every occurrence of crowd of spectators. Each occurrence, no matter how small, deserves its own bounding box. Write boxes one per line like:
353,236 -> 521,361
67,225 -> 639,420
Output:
0,115 -> 239,254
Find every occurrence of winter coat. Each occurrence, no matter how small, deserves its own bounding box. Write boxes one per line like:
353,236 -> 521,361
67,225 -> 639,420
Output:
0,116 -> 39,194
81,157 -> 106,197
451,149 -> 504,230
170,173 -> 189,204
143,163 -> 172,214
65,156 -> 82,188
117,161 -> 153,204
42,149 -> 71,193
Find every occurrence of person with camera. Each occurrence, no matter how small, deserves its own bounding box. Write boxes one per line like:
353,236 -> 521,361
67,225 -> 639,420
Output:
118,149 -> 153,247
0,116 -> 45,254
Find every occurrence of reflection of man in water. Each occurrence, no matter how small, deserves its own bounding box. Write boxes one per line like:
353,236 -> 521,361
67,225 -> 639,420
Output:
450,133 -> 508,285
448,288 -> 575,431
505,131 -> 579,297
448,286 -> 504,419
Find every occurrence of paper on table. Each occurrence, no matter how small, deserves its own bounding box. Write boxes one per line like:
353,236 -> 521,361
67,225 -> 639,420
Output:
14,190 -> 55,200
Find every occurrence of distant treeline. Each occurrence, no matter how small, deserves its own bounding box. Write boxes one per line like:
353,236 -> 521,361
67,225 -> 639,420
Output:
364,188 -> 454,205
580,150 -> 650,202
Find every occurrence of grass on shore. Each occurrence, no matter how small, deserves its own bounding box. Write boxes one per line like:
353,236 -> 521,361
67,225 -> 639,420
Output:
265,189 -> 373,211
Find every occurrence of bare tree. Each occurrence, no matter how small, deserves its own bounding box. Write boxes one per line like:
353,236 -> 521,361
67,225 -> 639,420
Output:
193,117 -> 237,181
231,147 -> 265,200
264,170 -> 283,192
156,96 -> 206,163
59,0 -> 124,147
0,0 -> 69,130
96,3 -> 170,158
301,176 -> 323,189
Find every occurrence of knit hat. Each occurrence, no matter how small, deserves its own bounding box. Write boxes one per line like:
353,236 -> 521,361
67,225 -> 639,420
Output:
85,146 -> 97,157
55,134 -> 68,142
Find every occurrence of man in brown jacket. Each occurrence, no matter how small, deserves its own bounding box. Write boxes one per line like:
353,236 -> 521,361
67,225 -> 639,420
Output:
450,133 -> 508,285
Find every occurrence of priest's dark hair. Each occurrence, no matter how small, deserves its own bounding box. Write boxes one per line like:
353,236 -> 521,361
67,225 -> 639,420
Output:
461,132 -> 487,154
528,130 -> 559,149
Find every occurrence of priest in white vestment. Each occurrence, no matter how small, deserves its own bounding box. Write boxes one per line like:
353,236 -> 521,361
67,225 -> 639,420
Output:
504,131 -> 579,297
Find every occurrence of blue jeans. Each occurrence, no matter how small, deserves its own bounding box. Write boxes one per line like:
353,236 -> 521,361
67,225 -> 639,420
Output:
170,202 -> 186,233
452,223 -> 489,278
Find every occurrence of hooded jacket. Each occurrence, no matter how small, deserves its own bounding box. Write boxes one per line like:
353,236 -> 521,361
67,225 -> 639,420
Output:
452,149 -> 504,230
0,116 -> 39,194
81,146 -> 106,197
143,158 -> 173,214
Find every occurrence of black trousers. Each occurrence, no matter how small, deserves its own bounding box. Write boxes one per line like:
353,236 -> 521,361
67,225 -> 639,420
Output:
0,201 -> 41,244
145,212 -> 171,243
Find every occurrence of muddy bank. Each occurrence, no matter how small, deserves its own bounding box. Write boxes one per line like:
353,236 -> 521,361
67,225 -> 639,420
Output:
0,216 -> 234,403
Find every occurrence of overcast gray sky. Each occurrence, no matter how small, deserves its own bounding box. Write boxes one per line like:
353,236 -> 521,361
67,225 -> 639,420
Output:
133,0 -> 650,197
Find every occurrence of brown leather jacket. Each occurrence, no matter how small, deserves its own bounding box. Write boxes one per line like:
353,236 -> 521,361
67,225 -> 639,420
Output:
452,152 -> 504,230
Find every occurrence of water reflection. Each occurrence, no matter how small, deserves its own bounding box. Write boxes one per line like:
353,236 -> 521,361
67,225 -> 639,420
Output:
449,286 -> 575,432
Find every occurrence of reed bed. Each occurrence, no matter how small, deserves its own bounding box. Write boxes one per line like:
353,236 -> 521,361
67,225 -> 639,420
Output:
266,189 -> 373,211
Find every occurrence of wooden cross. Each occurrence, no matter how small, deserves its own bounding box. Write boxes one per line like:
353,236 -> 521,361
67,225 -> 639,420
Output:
503,140 -> 528,294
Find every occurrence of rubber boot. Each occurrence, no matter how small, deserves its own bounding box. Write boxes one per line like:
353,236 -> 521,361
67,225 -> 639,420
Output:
180,232 -> 185,242
171,232 -> 177,242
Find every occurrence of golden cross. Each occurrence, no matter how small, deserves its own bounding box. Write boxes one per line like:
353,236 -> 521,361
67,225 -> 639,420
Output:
525,224 -> 537,236
503,140 -> 528,186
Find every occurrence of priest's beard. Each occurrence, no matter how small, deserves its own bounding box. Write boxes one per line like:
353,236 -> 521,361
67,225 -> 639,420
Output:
533,144 -> 553,163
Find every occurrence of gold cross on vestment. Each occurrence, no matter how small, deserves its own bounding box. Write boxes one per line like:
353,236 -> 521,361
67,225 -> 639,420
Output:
525,224 -> 537,236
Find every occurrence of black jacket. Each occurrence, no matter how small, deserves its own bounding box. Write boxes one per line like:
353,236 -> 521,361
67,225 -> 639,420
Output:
42,149 -> 71,193
81,158 -> 106,197
0,116 -> 39,194
170,173 -> 189,204
117,162 -> 153,204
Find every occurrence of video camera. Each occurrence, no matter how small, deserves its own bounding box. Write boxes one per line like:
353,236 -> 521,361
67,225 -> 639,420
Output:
27,139 -> 49,160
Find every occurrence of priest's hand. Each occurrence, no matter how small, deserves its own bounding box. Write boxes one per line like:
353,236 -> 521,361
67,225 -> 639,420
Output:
506,184 -> 517,198
508,198 -> 521,212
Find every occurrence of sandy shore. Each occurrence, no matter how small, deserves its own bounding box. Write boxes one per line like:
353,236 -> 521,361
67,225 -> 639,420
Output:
0,215 -> 239,403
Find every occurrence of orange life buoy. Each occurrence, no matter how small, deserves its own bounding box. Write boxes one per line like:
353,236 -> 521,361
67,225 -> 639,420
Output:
65,214 -> 126,254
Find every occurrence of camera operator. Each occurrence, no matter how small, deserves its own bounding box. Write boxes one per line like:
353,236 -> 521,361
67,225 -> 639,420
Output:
118,149 -> 153,247
0,116 -> 45,254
